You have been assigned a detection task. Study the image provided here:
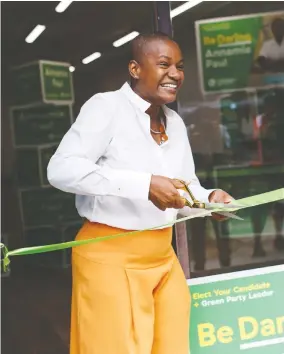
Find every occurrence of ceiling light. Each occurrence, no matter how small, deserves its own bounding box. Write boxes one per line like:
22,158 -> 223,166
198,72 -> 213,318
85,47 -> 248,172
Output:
170,0 -> 203,18
82,52 -> 101,64
113,31 -> 139,48
69,66 -> 75,72
55,0 -> 73,13
25,25 -> 46,43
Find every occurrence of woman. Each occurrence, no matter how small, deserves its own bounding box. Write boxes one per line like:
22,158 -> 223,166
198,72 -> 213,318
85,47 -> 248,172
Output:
47,32 -> 232,354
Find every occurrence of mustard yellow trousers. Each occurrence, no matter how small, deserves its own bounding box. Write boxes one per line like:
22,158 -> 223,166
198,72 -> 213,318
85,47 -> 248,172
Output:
70,221 -> 191,354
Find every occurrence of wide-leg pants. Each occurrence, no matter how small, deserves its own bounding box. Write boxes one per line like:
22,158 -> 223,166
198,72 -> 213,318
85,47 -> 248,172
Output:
70,221 -> 191,354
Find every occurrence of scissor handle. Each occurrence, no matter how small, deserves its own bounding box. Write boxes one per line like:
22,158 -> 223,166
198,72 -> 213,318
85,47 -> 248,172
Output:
180,197 -> 192,208
176,179 -> 206,209
192,201 -> 206,209
180,196 -> 206,209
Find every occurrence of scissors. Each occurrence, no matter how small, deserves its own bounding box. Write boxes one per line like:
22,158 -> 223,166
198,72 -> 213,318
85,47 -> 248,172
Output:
177,180 -> 244,221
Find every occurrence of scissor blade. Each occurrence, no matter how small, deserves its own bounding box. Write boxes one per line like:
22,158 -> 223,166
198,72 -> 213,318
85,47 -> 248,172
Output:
204,202 -> 244,210
215,211 -> 243,220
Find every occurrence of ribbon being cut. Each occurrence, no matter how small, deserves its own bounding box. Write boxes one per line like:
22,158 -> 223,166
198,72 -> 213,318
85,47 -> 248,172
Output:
1,188 -> 283,273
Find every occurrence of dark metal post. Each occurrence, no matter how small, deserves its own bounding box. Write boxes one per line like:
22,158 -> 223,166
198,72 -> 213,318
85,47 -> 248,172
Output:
152,1 -> 190,279
153,1 -> 173,38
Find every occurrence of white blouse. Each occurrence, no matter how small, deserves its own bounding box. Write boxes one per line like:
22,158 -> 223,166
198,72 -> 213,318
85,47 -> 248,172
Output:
47,82 -> 213,230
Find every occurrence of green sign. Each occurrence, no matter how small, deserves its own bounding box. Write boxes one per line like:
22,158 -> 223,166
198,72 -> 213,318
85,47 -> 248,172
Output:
195,11 -> 284,94
11,60 -> 74,105
11,105 -> 72,147
11,63 -> 42,105
16,144 -> 58,188
188,265 -> 284,353
24,221 -> 82,268
42,63 -> 74,102
20,186 -> 80,227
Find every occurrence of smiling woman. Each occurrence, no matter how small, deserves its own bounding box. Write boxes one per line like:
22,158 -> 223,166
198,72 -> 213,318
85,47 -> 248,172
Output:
2,2 -> 284,354
129,33 -> 185,107
46,31 -> 233,354
128,33 -> 185,146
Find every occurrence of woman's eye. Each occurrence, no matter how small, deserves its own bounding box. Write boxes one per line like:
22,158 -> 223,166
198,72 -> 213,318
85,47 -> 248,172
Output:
177,65 -> 184,71
159,62 -> 169,67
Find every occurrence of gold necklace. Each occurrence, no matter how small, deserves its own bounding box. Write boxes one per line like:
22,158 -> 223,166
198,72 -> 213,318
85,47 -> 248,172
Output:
150,127 -> 162,134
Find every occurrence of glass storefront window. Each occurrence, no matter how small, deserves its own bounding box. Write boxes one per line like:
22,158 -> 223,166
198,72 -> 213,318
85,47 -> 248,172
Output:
1,1 -> 154,266
172,1 -> 284,276
2,1 -> 283,276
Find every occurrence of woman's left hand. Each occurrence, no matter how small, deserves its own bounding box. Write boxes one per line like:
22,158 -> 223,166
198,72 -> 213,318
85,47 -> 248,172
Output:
209,189 -> 234,221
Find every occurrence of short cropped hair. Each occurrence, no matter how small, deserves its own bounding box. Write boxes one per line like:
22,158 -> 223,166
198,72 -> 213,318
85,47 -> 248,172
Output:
131,32 -> 173,63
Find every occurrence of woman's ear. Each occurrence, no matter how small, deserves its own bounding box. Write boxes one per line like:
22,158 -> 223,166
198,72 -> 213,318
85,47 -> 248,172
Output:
128,60 -> 140,80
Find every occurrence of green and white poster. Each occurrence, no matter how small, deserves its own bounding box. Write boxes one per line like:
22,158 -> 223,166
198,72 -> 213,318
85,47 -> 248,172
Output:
41,62 -> 74,103
11,60 -> 74,105
195,11 -> 284,94
188,265 -> 284,354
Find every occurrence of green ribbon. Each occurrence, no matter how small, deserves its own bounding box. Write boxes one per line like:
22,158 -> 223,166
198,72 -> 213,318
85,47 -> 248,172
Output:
1,244 -> 10,273
1,188 -> 283,272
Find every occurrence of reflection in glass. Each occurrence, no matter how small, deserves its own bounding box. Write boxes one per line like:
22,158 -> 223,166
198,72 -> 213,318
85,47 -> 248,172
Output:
173,2 -> 284,274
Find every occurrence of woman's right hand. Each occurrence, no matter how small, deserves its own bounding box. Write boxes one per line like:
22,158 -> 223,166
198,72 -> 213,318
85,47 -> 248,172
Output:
148,175 -> 186,211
